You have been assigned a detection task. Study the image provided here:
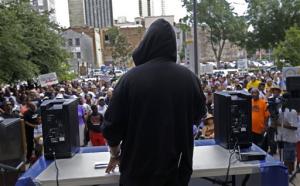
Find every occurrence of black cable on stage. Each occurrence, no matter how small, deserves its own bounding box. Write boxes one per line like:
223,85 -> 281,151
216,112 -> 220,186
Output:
53,152 -> 59,186
225,140 -> 238,184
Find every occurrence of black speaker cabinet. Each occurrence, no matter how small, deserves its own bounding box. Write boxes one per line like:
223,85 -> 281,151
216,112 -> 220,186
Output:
286,76 -> 300,97
41,99 -> 80,159
214,91 -> 252,149
0,118 -> 24,168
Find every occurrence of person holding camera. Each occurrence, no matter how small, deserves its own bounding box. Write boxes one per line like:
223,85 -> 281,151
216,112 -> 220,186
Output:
276,93 -> 299,174
267,85 -> 282,155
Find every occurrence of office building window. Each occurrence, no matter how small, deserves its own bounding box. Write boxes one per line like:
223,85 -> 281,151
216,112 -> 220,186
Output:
68,39 -> 73,46
76,52 -> 81,59
75,38 -> 80,46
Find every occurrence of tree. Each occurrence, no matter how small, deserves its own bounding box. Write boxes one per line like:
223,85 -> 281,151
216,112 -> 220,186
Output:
183,0 -> 247,68
0,2 -> 69,84
246,0 -> 300,51
106,27 -> 133,68
274,26 -> 300,67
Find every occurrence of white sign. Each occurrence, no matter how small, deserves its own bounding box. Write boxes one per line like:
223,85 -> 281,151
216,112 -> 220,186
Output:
282,67 -> 300,80
38,72 -> 58,87
71,47 -> 81,53
237,59 -> 248,69
199,64 -> 214,75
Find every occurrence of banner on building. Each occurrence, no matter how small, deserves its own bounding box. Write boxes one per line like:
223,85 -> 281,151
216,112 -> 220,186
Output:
38,72 -> 59,87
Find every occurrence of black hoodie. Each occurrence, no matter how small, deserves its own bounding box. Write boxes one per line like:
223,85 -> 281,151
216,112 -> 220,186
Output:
103,19 -> 206,186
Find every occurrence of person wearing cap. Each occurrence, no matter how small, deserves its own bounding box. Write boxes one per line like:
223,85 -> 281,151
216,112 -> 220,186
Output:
251,88 -> 269,151
201,114 -> 214,139
246,75 -> 261,90
276,93 -> 299,174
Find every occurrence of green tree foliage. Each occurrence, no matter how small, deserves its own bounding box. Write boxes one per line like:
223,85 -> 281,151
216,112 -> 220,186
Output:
106,27 -> 133,68
246,0 -> 300,50
274,26 -> 300,67
183,0 -> 247,68
0,2 -> 69,84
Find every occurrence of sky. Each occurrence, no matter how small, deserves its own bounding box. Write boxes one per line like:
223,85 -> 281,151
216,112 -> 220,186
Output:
54,0 -> 248,28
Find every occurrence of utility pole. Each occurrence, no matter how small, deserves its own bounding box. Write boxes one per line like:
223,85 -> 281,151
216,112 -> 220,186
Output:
193,0 -> 199,76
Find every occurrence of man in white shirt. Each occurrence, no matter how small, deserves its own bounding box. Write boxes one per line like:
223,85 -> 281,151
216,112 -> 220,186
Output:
276,93 -> 299,174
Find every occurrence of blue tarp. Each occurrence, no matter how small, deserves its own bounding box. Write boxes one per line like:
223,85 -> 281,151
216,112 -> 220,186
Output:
16,140 -> 288,186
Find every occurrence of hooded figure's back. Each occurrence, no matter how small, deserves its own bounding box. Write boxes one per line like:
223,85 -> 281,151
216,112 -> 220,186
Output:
103,19 -> 206,186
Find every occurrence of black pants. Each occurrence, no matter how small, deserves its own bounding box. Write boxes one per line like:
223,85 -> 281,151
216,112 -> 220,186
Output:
267,127 -> 277,155
25,125 -> 34,161
252,132 -> 267,152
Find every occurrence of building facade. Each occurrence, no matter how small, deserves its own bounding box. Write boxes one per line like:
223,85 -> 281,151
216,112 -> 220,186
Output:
184,26 -> 247,72
84,0 -> 113,28
68,0 -> 113,28
100,26 -> 145,66
31,0 -> 56,22
68,0 -> 86,27
62,27 -> 103,75
138,0 -> 153,17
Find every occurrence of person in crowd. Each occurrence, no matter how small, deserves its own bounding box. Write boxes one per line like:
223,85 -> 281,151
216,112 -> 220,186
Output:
87,105 -> 106,146
267,85 -> 282,155
103,19 -> 206,186
80,86 -> 96,98
251,88 -> 269,151
246,75 -> 261,90
258,82 -> 266,99
0,100 -> 19,118
97,97 -> 108,116
105,88 -> 113,105
78,98 -> 86,146
23,101 -> 40,163
85,93 -> 94,106
276,93 -> 299,174
265,78 -> 274,94
201,114 -> 214,139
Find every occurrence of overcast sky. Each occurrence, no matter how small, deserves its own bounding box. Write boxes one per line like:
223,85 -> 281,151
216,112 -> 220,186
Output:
54,0 -> 248,28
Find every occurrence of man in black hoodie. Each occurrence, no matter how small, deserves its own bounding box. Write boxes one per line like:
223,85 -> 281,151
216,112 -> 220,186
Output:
103,19 -> 206,186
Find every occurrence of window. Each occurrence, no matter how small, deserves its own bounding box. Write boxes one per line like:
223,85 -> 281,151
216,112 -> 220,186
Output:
68,39 -> 73,46
76,52 -> 81,59
75,38 -> 80,46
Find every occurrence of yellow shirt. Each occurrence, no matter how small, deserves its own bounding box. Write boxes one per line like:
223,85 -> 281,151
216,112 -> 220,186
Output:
246,80 -> 261,90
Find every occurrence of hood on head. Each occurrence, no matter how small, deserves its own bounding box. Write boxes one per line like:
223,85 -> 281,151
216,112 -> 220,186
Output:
132,19 -> 177,66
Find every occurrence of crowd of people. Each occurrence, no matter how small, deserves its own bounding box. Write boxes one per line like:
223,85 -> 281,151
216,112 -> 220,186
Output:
0,69 -> 299,174
197,69 -> 300,174
0,78 -> 115,163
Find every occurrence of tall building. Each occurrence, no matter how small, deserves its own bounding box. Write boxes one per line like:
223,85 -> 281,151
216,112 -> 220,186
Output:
68,0 -> 113,28
161,0 -> 165,16
84,0 -> 113,28
68,0 -> 86,27
138,0 -> 153,17
31,0 -> 56,22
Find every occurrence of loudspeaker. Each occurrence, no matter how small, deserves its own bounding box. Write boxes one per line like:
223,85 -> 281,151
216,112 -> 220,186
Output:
286,76 -> 300,97
0,118 -> 24,168
41,99 -> 80,159
214,91 -> 252,149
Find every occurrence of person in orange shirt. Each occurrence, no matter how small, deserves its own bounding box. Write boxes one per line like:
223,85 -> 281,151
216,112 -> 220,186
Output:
251,88 -> 269,151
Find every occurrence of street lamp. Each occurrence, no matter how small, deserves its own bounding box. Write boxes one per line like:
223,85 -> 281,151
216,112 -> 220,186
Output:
193,0 -> 199,76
